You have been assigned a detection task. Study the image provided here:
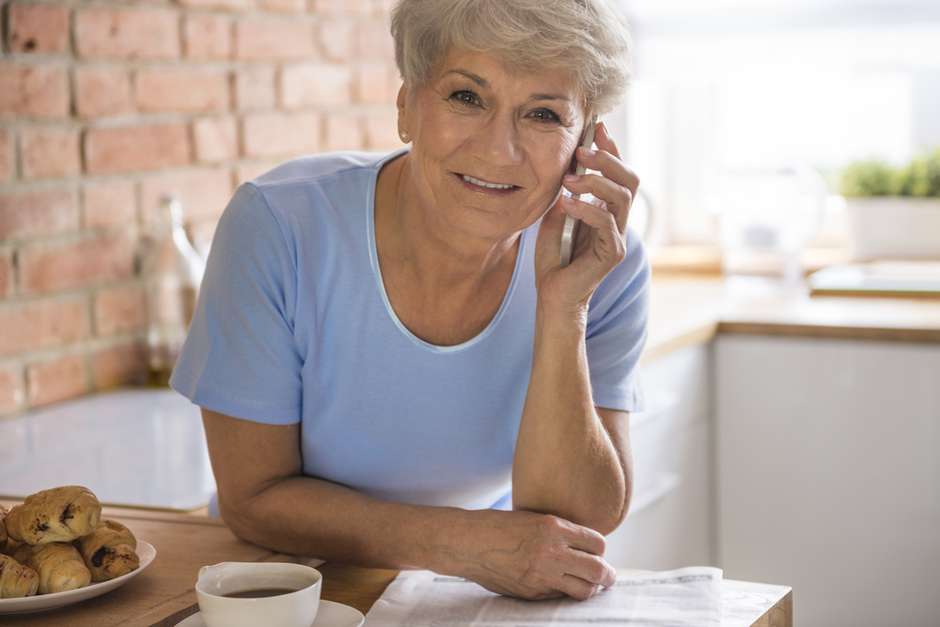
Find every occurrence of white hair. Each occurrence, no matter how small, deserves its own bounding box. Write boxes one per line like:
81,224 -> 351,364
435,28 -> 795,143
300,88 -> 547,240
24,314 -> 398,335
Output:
390,0 -> 633,116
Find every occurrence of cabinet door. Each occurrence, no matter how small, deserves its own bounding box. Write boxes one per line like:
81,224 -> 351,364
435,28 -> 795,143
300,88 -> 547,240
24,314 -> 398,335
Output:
603,343 -> 714,570
715,335 -> 940,627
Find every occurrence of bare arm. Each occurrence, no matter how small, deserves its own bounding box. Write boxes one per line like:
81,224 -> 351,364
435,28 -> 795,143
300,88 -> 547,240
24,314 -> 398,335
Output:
512,308 -> 634,536
202,408 -> 463,571
201,408 -> 618,600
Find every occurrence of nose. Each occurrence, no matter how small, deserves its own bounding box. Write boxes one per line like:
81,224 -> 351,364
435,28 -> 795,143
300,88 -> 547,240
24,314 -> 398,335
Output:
477,113 -> 524,167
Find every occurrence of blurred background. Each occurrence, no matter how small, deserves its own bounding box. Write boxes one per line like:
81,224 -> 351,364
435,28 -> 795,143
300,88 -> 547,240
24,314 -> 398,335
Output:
0,1 -> 938,626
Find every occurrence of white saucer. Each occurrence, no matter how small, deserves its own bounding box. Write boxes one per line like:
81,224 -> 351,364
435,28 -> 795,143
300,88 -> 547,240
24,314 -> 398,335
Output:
175,599 -> 365,627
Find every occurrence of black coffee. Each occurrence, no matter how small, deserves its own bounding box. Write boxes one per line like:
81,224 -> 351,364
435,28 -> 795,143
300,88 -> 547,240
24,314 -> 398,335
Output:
223,587 -> 299,599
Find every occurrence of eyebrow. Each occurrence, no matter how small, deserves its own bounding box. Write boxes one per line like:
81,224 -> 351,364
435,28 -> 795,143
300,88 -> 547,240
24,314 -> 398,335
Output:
444,68 -> 572,103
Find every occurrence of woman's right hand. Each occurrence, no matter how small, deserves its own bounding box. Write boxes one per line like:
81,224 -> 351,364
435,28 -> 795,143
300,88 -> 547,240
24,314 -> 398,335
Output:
448,508 -> 617,601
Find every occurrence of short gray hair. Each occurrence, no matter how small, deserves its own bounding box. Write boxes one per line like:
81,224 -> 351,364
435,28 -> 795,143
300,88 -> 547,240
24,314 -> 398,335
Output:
390,0 -> 633,116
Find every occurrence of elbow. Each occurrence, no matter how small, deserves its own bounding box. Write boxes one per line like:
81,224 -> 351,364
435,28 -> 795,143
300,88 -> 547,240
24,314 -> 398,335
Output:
217,491 -> 270,549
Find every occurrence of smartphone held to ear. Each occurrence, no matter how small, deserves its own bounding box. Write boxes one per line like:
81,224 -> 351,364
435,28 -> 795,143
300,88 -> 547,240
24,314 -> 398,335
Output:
559,115 -> 598,267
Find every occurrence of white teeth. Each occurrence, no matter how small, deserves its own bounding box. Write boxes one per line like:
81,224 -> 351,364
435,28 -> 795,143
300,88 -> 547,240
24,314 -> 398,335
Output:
462,174 -> 514,190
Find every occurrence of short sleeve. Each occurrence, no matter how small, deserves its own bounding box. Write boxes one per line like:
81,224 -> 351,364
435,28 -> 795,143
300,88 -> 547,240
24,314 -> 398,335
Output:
585,227 -> 651,412
169,183 -> 303,424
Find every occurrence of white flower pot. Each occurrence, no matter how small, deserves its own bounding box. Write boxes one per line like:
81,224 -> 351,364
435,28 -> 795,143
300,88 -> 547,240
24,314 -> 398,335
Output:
844,197 -> 940,261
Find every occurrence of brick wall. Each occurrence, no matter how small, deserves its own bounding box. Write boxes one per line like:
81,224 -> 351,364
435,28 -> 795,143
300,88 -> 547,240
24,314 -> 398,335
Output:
0,0 -> 401,417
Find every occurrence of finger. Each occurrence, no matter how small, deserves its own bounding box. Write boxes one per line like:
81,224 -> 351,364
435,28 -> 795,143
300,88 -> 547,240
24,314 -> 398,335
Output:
556,573 -> 599,602
575,147 -> 638,194
564,174 -> 632,231
561,550 -> 618,588
558,519 -> 607,556
594,120 -> 621,159
561,195 -> 617,234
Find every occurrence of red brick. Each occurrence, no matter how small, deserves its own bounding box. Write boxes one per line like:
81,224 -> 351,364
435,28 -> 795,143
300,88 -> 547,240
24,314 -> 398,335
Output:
317,19 -> 354,63
26,354 -> 88,407
235,160 -> 280,186
82,180 -> 137,229
193,116 -> 238,163
177,0 -> 252,10
184,14 -> 233,60
0,187 -> 79,240
356,20 -> 394,60
242,112 -> 320,158
75,6 -> 179,60
7,3 -> 71,54
356,63 -> 399,104
20,127 -> 81,180
0,363 -> 25,415
0,249 -> 12,298
135,67 -> 230,114
313,0 -> 373,17
234,66 -> 276,111
259,0 -> 307,12
91,340 -> 147,389
235,18 -> 317,61
281,63 -> 352,107
19,232 -> 136,295
0,62 -> 70,119
324,111 -> 365,151
0,296 -> 91,357
84,124 -> 191,175
0,129 -> 12,181
94,283 -> 147,337
74,66 -> 133,118
364,111 -> 398,150
140,168 -> 233,225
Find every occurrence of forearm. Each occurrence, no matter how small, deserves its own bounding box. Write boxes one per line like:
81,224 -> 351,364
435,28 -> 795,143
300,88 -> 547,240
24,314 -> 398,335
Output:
512,306 -> 627,534
220,474 -> 469,573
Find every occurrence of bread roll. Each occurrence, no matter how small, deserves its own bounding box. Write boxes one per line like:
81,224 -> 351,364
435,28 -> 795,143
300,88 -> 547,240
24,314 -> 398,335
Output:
76,520 -> 139,582
0,554 -> 40,598
5,486 -> 101,545
13,543 -> 91,594
0,505 -> 8,548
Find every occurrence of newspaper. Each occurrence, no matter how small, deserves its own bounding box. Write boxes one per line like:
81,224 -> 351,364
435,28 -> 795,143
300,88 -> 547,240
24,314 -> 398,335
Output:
364,566 -> 723,626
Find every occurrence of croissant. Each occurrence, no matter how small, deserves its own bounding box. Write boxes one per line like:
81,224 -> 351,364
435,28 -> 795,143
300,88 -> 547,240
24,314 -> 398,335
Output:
0,554 -> 40,598
0,505 -> 7,548
76,520 -> 139,582
13,542 -> 91,594
5,486 -> 101,545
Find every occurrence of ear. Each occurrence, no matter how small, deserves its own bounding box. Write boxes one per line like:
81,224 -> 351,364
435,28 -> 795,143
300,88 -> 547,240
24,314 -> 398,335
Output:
396,84 -> 409,135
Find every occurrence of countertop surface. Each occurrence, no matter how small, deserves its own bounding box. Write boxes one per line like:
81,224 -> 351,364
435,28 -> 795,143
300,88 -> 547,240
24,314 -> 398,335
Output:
644,274 -> 940,362
0,501 -> 793,627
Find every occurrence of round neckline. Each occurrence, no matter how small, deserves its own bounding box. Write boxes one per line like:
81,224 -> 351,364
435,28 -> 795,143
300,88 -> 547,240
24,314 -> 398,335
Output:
366,148 -> 528,354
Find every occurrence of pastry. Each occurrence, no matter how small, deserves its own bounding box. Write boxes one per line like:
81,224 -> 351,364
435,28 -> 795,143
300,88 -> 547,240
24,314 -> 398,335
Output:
13,543 -> 91,594
5,486 -> 101,545
0,554 -> 40,598
76,520 -> 139,582
0,505 -> 7,549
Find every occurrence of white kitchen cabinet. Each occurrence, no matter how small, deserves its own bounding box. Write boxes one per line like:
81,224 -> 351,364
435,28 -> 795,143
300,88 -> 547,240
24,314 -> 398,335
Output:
715,334 -> 940,627
604,342 -> 716,570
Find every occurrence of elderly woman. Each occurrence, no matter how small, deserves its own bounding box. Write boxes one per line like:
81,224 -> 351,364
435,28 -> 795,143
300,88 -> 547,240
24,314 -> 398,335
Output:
170,0 -> 647,603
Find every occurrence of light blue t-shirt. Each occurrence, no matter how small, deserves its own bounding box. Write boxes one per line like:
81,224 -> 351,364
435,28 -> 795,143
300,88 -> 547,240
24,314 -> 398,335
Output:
170,148 -> 650,511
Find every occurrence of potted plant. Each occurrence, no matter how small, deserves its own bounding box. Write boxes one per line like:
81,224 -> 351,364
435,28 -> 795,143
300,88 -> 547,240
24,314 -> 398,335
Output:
840,148 -> 940,260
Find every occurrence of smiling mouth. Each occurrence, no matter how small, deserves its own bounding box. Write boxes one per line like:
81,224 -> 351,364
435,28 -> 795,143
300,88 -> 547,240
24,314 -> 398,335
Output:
454,172 -> 521,195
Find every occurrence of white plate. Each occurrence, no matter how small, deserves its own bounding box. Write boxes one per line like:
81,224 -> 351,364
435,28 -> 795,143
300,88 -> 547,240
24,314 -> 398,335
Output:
0,540 -> 156,615
175,599 -> 365,627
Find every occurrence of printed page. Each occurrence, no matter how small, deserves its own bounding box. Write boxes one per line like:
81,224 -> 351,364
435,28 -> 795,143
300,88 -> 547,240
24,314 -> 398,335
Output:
364,566 -> 722,626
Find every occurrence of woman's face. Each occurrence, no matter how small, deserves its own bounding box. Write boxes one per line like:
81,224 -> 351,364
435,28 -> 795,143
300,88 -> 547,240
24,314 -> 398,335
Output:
398,47 -> 587,241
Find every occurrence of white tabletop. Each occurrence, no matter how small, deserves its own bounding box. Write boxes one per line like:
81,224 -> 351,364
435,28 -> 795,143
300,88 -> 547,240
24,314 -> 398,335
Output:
0,388 -> 215,511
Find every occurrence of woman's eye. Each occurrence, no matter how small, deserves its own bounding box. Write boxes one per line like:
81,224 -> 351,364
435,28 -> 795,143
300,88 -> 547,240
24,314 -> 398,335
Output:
450,90 -> 480,107
531,108 -> 561,123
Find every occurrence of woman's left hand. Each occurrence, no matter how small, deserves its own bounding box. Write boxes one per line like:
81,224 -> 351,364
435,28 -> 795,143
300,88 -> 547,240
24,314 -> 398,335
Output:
534,121 -> 639,320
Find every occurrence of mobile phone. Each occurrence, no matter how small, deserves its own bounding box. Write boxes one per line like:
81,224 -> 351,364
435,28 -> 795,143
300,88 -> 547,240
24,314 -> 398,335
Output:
559,114 -> 598,267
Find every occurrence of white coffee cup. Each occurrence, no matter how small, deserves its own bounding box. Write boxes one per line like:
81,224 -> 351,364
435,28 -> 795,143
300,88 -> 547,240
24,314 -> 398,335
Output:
196,561 -> 322,627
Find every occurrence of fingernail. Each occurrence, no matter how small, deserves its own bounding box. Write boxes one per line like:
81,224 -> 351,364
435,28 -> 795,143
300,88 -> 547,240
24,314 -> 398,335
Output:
564,174 -> 578,182
578,147 -> 596,157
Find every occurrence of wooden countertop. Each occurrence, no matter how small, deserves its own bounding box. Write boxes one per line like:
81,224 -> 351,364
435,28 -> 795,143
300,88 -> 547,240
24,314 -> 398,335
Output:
0,502 -> 792,627
642,274 -> 940,363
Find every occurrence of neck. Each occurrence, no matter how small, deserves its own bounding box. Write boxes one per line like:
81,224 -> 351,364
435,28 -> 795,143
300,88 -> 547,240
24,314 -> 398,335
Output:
384,154 -> 520,294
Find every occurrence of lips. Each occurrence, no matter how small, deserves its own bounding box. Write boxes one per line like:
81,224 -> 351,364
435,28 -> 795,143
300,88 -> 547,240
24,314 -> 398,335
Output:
453,172 -> 521,195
